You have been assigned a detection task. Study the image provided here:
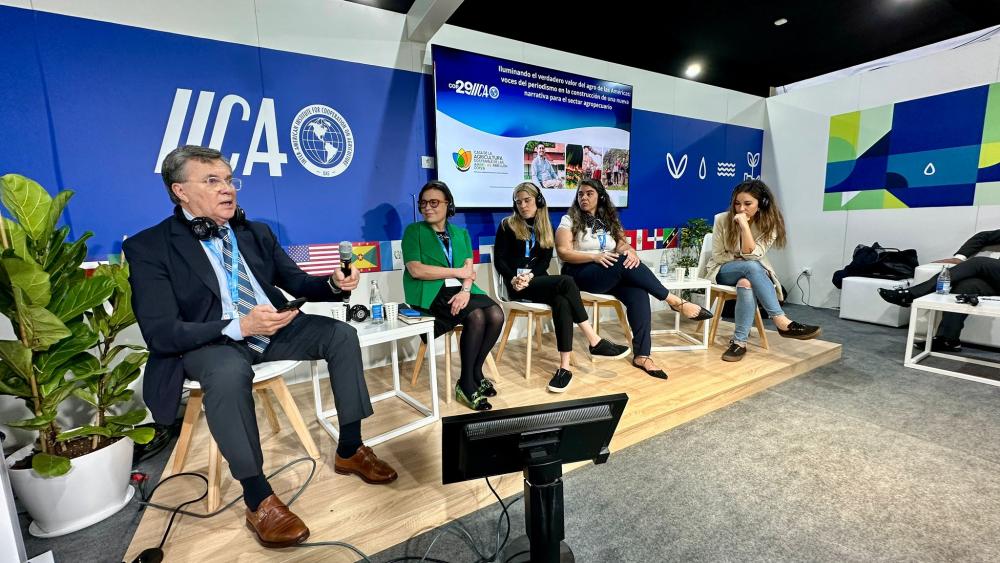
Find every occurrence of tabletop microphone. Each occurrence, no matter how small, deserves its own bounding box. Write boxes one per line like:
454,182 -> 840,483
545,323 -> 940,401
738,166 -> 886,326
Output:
338,241 -> 353,299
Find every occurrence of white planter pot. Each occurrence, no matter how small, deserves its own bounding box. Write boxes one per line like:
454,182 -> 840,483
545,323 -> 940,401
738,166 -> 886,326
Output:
9,436 -> 135,538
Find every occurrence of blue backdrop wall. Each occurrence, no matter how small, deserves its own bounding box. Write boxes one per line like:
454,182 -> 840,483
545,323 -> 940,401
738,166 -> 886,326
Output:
0,6 -> 763,261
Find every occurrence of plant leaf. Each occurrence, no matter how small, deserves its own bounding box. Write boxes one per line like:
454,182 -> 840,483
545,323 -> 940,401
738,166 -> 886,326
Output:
2,218 -> 32,261
72,388 -> 98,407
20,305 -> 71,351
105,408 -> 147,426
2,257 -> 50,307
0,174 -> 52,243
8,412 -> 56,429
0,339 -> 32,379
31,453 -> 70,478
56,425 -> 111,441
48,276 -> 115,322
42,190 -> 73,241
42,381 -> 80,412
121,427 -> 155,444
107,351 -> 147,392
35,321 -> 98,379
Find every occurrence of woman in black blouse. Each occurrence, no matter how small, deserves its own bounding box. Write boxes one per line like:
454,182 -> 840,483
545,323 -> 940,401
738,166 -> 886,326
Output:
494,182 -> 630,393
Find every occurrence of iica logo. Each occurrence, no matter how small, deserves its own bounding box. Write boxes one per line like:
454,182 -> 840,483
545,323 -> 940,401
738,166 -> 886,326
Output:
453,148 -> 473,171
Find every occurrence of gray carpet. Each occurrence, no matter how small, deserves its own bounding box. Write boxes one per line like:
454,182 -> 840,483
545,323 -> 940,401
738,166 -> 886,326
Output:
372,304 -> 1000,563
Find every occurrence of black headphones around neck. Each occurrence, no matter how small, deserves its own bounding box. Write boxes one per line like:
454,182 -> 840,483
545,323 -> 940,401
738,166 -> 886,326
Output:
174,205 -> 246,240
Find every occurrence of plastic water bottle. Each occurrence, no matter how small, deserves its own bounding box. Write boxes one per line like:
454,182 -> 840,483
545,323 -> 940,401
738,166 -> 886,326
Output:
369,280 -> 385,323
936,266 -> 951,294
659,250 -> 669,276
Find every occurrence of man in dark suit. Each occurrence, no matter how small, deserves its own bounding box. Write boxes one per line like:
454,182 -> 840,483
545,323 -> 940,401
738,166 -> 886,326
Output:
125,145 -> 396,548
879,229 -> 1000,352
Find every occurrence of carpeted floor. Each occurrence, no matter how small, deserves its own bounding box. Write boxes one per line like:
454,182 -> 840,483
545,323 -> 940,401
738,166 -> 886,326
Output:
372,304 -> 1000,562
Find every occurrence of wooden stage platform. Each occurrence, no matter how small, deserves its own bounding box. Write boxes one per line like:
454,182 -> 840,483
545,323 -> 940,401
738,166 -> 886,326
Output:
124,315 -> 840,562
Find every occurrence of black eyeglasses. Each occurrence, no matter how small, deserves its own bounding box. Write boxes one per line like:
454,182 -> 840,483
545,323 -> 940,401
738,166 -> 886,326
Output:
418,199 -> 445,209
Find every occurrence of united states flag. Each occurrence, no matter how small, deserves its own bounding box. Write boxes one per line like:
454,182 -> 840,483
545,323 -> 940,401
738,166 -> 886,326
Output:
285,243 -> 341,275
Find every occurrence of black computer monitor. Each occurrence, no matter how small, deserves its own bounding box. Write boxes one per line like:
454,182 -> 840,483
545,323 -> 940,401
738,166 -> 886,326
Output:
441,394 -> 629,563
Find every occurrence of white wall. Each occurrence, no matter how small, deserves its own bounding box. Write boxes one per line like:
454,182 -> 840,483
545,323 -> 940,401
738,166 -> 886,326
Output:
764,35 -> 1000,308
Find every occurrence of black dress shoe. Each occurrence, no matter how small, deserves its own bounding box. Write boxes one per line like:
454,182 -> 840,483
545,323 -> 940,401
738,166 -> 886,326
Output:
915,336 -> 962,353
878,287 -> 914,307
777,321 -> 821,340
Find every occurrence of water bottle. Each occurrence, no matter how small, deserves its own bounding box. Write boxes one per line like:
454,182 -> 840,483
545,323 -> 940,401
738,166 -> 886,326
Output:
935,265 -> 951,294
659,250 -> 669,276
369,280 -> 385,324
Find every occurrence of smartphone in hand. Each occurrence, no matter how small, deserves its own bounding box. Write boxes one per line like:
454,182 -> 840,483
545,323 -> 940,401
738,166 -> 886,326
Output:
276,297 -> 307,312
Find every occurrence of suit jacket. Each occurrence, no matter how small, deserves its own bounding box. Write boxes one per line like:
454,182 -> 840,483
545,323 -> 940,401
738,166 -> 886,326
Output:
956,229 -> 1000,258
124,212 -> 343,424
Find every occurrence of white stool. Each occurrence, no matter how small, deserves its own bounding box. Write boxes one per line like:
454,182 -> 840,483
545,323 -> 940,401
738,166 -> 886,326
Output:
171,360 -> 320,511
839,276 -> 912,327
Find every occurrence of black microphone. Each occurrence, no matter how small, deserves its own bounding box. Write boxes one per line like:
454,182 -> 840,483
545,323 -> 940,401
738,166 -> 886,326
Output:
338,241 -> 353,299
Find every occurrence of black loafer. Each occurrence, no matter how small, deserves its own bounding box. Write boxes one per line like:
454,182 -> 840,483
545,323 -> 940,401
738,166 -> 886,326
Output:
778,321 -> 821,340
589,338 -> 631,359
547,368 -> 573,393
721,340 -> 747,362
878,287 -> 914,307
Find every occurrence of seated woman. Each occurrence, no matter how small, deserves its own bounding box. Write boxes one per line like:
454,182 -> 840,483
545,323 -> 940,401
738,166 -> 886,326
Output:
555,179 -> 713,379
705,179 -> 821,362
494,182 -> 631,393
402,181 -> 504,411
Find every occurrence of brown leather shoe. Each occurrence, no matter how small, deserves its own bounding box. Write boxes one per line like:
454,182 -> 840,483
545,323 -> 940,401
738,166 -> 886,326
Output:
334,445 -> 398,484
245,494 -> 310,548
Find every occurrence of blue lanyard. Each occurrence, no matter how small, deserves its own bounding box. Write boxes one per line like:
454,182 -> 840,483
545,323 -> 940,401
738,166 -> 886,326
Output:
597,230 -> 607,251
435,229 -> 454,267
201,229 -> 241,309
525,231 -> 535,258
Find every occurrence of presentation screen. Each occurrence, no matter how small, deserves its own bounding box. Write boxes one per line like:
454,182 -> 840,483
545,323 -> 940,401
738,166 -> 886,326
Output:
433,45 -> 633,208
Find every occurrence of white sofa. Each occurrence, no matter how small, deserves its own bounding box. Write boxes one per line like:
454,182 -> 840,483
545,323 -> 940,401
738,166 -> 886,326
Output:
839,276 -> 912,327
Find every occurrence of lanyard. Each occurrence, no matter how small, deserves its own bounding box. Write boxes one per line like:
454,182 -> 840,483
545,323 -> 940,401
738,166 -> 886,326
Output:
435,229 -> 454,267
524,231 -> 535,258
597,230 -> 607,251
201,229 -> 241,309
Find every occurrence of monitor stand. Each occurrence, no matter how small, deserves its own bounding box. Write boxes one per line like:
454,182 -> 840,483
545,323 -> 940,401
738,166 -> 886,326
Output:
505,456 -> 575,563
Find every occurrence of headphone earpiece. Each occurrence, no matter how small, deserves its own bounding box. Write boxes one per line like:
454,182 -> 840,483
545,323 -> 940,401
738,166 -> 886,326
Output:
176,205 -> 247,240
759,195 -> 770,210
535,192 -> 547,208
446,200 -> 456,218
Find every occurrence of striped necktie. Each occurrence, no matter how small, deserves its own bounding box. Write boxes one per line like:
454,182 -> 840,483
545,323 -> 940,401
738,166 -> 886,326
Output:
219,227 -> 270,352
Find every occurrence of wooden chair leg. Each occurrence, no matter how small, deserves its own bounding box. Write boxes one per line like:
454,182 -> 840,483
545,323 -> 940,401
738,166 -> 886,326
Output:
754,309 -> 770,350
496,310 -> 520,363
591,302 -> 600,334
410,339 -> 427,387
444,331 -> 453,403
207,437 -> 222,512
256,388 -> 280,434
535,319 -> 543,351
708,295 -> 725,346
525,312 -> 534,380
485,352 -> 500,380
172,390 -> 203,475
266,378 -> 321,460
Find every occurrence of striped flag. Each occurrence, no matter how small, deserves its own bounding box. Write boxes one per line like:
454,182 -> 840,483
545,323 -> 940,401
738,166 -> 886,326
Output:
285,243 -> 341,275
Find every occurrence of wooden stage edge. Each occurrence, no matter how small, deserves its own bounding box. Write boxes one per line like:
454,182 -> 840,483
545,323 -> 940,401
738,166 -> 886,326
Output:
125,318 -> 841,563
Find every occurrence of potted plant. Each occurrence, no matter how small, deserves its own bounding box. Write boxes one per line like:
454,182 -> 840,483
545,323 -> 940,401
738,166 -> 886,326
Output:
675,217 -> 712,277
0,174 -> 152,537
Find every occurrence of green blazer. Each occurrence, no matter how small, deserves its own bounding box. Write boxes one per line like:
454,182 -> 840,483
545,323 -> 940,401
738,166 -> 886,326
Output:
402,221 -> 485,309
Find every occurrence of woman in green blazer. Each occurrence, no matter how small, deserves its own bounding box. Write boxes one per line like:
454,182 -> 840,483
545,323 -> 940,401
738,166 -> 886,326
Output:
402,181 -> 504,411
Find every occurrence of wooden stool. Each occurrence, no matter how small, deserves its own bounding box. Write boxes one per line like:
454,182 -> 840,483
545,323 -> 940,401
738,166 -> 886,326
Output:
171,360 -> 320,511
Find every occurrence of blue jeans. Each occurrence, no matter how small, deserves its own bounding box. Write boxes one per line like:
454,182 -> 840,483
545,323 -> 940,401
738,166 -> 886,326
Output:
716,260 -> 784,344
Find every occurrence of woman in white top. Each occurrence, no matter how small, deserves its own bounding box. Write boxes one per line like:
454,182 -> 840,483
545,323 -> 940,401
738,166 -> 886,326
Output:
705,180 -> 821,362
555,179 -> 712,379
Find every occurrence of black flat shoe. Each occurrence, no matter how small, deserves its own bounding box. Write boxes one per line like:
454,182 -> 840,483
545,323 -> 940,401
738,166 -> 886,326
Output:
878,287 -> 914,307
589,338 -> 631,359
721,340 -> 747,362
455,384 -> 492,411
670,299 -> 714,321
477,377 -> 497,397
777,321 -> 821,340
632,356 -> 667,379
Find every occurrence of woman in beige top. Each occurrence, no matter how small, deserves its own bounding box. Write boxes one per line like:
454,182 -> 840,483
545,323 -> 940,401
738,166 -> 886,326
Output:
706,180 -> 821,362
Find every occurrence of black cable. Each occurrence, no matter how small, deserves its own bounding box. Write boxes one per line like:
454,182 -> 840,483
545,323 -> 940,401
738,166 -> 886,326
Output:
504,550 -> 529,563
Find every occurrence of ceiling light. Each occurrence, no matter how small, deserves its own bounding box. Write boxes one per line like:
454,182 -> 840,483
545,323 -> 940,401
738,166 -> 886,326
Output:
684,63 -> 702,79
774,18 -> 788,26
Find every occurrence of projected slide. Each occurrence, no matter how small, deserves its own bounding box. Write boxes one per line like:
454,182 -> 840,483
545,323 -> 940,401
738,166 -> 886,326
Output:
433,45 -> 633,208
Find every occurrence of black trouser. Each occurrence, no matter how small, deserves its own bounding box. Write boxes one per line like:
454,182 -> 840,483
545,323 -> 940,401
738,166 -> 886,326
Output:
910,257 -> 1000,340
183,314 -> 371,480
511,275 -> 590,352
563,255 -> 669,356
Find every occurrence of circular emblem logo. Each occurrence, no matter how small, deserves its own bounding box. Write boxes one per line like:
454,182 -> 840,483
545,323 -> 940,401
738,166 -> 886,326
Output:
290,105 -> 354,177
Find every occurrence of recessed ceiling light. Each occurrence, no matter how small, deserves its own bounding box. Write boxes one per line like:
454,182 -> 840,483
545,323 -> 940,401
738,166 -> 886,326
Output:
774,18 -> 788,26
684,63 -> 702,79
